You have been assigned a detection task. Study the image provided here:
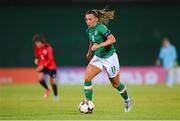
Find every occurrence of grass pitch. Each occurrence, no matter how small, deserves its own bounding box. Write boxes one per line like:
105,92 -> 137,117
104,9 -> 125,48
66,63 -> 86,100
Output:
0,84 -> 180,120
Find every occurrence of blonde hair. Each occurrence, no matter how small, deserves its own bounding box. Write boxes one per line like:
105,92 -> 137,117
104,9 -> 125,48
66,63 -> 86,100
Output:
86,7 -> 115,25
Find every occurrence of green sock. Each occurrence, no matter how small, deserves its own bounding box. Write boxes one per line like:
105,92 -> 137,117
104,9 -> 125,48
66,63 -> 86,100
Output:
84,81 -> 93,101
116,82 -> 128,100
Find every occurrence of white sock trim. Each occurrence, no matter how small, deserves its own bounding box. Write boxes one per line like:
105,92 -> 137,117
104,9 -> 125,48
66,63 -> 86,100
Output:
125,96 -> 130,101
84,85 -> 93,90
119,86 -> 126,94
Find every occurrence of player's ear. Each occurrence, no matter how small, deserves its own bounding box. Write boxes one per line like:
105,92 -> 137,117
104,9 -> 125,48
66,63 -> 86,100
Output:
95,17 -> 98,22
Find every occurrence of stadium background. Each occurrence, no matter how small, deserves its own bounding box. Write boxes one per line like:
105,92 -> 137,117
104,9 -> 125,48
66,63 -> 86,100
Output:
0,0 -> 180,67
0,0 -> 180,85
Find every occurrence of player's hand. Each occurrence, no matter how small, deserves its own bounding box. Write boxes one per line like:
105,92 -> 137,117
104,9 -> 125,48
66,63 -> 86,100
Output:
91,43 -> 100,51
86,51 -> 93,61
34,58 -> 38,65
36,65 -> 44,72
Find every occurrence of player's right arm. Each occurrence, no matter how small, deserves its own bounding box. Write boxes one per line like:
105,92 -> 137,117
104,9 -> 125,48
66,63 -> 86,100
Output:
35,56 -> 44,72
86,42 -> 93,61
34,58 -> 38,65
34,47 -> 39,65
34,46 -> 44,72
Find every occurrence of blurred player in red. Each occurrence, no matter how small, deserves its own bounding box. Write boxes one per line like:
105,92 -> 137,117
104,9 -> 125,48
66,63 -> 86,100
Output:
33,34 -> 58,101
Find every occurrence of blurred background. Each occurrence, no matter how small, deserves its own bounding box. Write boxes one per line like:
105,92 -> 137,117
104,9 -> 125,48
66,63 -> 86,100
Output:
0,0 -> 180,85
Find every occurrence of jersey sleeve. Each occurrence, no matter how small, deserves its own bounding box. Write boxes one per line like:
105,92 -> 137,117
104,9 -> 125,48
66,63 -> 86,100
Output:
45,46 -> 54,66
98,24 -> 111,38
34,46 -> 38,58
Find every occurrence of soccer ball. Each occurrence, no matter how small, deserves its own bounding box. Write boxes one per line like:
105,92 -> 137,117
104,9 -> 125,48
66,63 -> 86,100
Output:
78,100 -> 94,114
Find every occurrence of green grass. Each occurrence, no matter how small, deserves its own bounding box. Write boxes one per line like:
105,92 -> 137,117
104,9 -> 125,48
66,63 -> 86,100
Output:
0,84 -> 180,120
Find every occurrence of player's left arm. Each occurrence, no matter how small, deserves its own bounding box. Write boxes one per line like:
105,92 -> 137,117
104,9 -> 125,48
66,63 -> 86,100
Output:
44,46 -> 54,67
91,35 -> 116,51
91,25 -> 116,51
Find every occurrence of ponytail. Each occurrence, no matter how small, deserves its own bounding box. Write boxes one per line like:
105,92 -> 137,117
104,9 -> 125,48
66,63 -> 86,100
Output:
86,7 -> 115,25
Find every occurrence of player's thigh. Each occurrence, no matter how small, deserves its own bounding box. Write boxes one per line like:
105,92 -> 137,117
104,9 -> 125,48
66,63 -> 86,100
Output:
103,53 -> 120,88
84,64 -> 102,81
104,53 -> 120,78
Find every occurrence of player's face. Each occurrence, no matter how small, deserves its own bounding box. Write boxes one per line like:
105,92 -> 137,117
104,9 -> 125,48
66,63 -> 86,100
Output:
85,14 -> 98,28
35,41 -> 43,48
163,40 -> 170,47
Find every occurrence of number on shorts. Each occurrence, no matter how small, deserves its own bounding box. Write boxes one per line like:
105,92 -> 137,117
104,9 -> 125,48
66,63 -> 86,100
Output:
111,66 -> 116,74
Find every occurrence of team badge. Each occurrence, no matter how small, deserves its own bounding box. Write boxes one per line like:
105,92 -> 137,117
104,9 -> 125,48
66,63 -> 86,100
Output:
94,31 -> 98,36
43,49 -> 47,55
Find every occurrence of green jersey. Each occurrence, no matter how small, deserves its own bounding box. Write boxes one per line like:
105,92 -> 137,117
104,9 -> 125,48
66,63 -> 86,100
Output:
86,23 -> 115,59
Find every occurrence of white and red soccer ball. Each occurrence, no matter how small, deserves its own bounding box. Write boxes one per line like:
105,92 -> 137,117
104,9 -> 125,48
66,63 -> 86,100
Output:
78,100 -> 94,114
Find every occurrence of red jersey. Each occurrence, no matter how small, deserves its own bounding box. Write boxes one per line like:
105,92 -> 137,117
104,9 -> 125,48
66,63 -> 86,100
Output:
34,44 -> 57,70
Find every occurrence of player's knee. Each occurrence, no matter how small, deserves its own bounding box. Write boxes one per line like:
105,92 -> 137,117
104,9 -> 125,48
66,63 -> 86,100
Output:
84,71 -> 93,81
37,73 -> 43,80
111,81 -> 119,88
50,78 -> 55,85
37,76 -> 43,81
39,80 -> 45,85
50,81 -> 54,85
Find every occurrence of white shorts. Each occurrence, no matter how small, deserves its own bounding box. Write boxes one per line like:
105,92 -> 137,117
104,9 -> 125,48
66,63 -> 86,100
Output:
89,53 -> 120,78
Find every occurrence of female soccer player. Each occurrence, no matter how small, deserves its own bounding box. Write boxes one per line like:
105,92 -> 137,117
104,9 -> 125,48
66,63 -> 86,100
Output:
33,34 -> 58,101
84,8 -> 132,112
